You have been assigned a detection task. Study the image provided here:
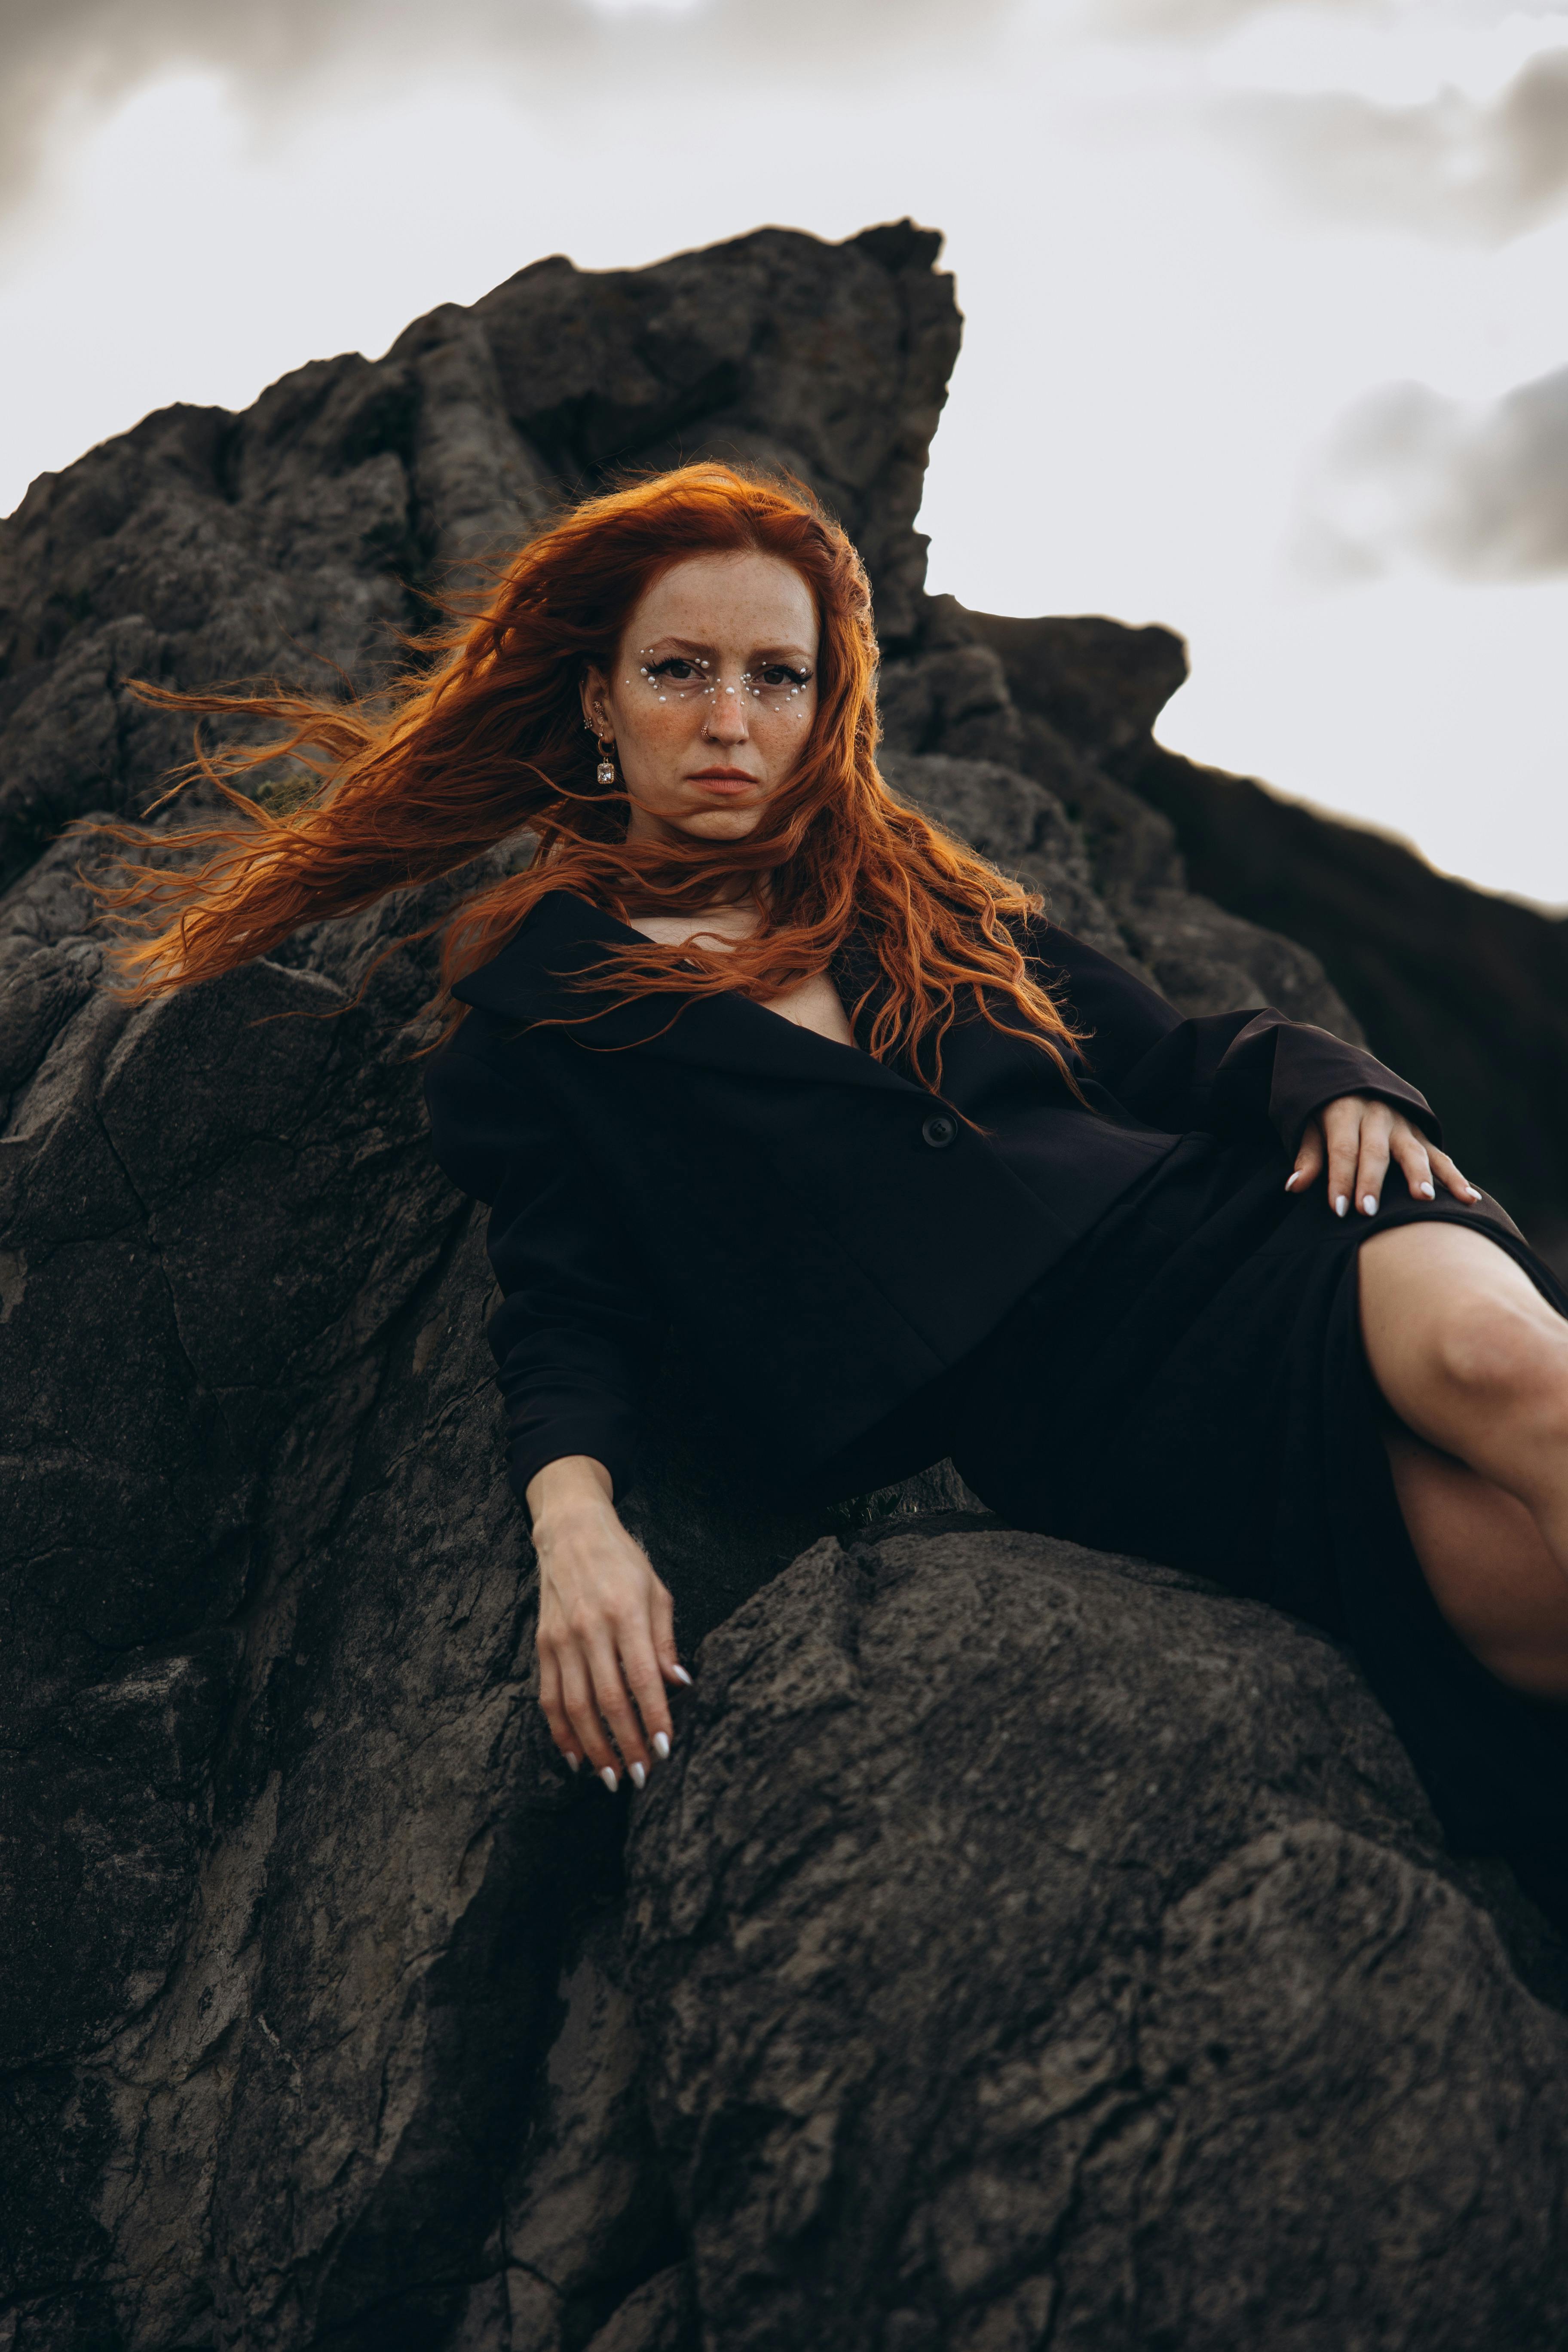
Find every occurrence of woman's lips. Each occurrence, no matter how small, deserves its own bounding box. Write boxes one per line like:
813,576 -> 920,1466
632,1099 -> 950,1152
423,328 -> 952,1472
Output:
688,769 -> 759,794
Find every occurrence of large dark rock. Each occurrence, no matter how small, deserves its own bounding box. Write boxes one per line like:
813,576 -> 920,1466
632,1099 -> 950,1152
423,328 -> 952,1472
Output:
963,605 -> 1568,1266
628,1523 -> 1568,2352
3,222 -> 1565,2349
878,599 -> 1358,1034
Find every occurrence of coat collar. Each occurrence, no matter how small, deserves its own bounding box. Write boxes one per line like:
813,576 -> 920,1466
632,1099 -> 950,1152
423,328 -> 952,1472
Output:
451,889 -> 924,1098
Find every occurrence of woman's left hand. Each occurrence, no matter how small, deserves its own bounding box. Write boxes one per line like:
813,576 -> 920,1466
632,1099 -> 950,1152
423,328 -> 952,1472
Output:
1286,1093 -> 1483,1218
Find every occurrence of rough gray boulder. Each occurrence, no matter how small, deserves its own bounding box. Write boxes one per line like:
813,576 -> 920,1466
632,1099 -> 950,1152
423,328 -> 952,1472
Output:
628,1524 -> 1568,2352
3,220 -> 1565,2350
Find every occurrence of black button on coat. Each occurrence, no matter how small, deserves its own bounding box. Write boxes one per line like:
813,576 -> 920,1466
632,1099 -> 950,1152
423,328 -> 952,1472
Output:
423,890 -> 1436,1504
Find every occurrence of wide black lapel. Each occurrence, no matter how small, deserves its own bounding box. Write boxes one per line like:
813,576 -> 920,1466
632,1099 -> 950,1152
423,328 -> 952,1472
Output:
453,890 -> 922,1098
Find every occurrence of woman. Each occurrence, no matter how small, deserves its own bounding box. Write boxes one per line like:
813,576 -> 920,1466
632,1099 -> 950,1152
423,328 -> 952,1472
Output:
101,465 -> 1568,1910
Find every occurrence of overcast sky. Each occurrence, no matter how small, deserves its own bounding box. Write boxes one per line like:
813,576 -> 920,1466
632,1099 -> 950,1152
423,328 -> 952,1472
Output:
2,0 -> 1566,902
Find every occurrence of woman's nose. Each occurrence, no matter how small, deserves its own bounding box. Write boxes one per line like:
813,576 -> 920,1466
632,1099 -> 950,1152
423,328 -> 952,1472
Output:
702,682 -> 750,742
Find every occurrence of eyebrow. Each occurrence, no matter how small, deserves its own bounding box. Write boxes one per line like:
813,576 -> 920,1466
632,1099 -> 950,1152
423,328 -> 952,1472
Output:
636,635 -> 815,662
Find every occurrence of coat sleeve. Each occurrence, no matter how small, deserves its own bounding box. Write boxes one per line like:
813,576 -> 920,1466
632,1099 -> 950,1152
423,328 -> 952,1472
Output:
423,1026 -> 666,1506
1029,921 -> 1440,1151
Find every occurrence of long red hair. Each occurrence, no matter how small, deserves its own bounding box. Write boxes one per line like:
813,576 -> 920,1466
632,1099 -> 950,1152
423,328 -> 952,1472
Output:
86,463 -> 1081,1091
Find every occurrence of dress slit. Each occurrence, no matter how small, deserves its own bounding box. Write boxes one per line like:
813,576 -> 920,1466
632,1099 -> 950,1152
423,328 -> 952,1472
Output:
841,1131 -> 1568,1883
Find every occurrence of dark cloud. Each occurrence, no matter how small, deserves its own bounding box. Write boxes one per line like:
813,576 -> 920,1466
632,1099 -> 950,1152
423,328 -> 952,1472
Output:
0,0 -> 995,214
1222,45 -> 1568,243
1296,364 -> 1568,582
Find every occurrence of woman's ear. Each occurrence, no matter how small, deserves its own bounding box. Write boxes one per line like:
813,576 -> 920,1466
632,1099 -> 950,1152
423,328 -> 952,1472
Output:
580,664 -> 611,741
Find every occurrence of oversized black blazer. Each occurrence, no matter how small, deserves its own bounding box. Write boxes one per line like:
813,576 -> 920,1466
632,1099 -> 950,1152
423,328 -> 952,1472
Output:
423,889 -> 1437,1504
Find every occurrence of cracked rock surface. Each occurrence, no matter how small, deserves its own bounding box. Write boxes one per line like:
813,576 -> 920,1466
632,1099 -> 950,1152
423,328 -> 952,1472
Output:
3,220 -> 1565,2350
628,1526 -> 1568,2352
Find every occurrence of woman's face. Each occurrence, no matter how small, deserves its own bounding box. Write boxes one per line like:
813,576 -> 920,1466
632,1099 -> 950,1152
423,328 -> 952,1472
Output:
581,550 -> 819,848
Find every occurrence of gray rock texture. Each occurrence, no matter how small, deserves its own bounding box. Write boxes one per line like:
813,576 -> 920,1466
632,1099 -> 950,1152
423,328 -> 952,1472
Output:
628,1525 -> 1568,2352
2,221 -> 1564,2350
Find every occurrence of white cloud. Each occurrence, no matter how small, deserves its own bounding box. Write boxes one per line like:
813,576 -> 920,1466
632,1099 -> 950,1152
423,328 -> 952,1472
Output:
1219,41 -> 1568,241
1297,364 -> 1568,579
0,0 -> 998,218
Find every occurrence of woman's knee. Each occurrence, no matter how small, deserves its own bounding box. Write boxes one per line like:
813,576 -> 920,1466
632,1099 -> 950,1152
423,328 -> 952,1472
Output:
1360,1223 -> 1561,1441
1427,1289 -> 1568,1427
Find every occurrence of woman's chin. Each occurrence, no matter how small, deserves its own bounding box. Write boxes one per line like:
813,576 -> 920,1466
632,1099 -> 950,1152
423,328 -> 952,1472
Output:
675,807 -> 765,841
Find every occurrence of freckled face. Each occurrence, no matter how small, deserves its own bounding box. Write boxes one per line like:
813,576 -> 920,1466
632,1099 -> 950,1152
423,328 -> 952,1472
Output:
580,551 -> 819,845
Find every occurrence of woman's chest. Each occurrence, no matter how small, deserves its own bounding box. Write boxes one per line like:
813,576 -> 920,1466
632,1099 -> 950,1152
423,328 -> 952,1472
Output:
626,910 -> 856,1048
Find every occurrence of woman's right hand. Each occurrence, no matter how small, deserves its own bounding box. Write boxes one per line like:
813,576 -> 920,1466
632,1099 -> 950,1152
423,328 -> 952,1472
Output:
526,1454 -> 689,1789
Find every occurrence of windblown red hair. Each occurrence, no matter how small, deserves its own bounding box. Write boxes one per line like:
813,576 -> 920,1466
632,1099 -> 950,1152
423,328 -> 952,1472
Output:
87,462 -> 1082,1091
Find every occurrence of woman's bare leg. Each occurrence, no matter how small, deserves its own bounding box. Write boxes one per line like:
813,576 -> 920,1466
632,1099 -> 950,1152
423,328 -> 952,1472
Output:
1385,1430 -> 1568,1696
1360,1222 -> 1568,1696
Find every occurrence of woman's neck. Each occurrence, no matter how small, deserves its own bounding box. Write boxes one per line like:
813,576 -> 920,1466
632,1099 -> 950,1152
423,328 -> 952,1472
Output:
619,870 -> 770,921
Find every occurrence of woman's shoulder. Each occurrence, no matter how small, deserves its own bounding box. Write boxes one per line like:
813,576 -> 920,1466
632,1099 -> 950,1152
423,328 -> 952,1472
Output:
1008,913 -> 1185,1074
1014,912 -> 1173,1006
450,888 -> 634,1021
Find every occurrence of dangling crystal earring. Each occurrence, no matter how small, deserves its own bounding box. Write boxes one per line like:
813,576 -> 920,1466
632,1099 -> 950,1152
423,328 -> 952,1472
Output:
596,737 -> 618,790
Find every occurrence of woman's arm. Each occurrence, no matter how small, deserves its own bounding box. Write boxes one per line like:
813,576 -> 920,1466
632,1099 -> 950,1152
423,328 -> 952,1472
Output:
1030,919 -> 1479,1211
425,1027 -> 686,1788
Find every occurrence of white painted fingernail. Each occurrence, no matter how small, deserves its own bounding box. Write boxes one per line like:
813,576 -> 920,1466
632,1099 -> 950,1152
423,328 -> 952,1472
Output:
671,1665 -> 693,1687
1335,1196 -> 1348,1219
600,1766 -> 618,1793
1467,1187 -> 1483,1202
1363,1194 -> 1378,1216
564,1752 -> 580,1773
653,1731 -> 670,1761
629,1761 -> 646,1791
1283,1172 -> 1301,1191
1419,1181 -> 1435,1200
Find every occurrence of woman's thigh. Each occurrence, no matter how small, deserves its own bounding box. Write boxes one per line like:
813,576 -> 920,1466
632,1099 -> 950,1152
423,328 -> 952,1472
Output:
1361,1220 -> 1568,1694
1386,1429 -> 1568,1697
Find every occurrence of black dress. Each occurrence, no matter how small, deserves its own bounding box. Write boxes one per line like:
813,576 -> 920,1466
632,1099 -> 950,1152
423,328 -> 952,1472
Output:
425,890 -> 1568,1887
815,1126 -> 1568,1889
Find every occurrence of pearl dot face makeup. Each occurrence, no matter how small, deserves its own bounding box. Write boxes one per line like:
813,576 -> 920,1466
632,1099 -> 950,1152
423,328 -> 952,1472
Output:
633,651 -> 813,714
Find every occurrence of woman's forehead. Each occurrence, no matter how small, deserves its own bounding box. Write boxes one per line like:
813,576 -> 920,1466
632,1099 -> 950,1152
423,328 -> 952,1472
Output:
626,551 -> 817,648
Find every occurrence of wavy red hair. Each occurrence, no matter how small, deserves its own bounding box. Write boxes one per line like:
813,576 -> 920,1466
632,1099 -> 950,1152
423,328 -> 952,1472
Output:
86,462 -> 1081,1091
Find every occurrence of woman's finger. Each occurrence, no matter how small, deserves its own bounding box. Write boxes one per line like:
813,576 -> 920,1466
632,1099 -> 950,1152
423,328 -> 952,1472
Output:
621,1620 -> 674,1764
1320,1101 -> 1364,1219
559,1649 -> 619,1785
1285,1117 -> 1324,1195
1354,1111 -> 1393,1217
1429,1145 -> 1485,1206
651,1578 -> 689,1683
649,1581 -> 690,1752
1389,1123 -> 1436,1204
588,1636 -> 650,1787
537,1646 -> 580,1770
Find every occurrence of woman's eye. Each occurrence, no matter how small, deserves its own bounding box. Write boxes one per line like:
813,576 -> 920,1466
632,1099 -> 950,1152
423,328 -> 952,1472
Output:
758,666 -> 809,689
638,657 -> 711,691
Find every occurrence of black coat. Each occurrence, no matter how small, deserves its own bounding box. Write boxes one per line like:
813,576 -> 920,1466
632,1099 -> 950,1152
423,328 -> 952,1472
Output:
423,889 -> 1436,1504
